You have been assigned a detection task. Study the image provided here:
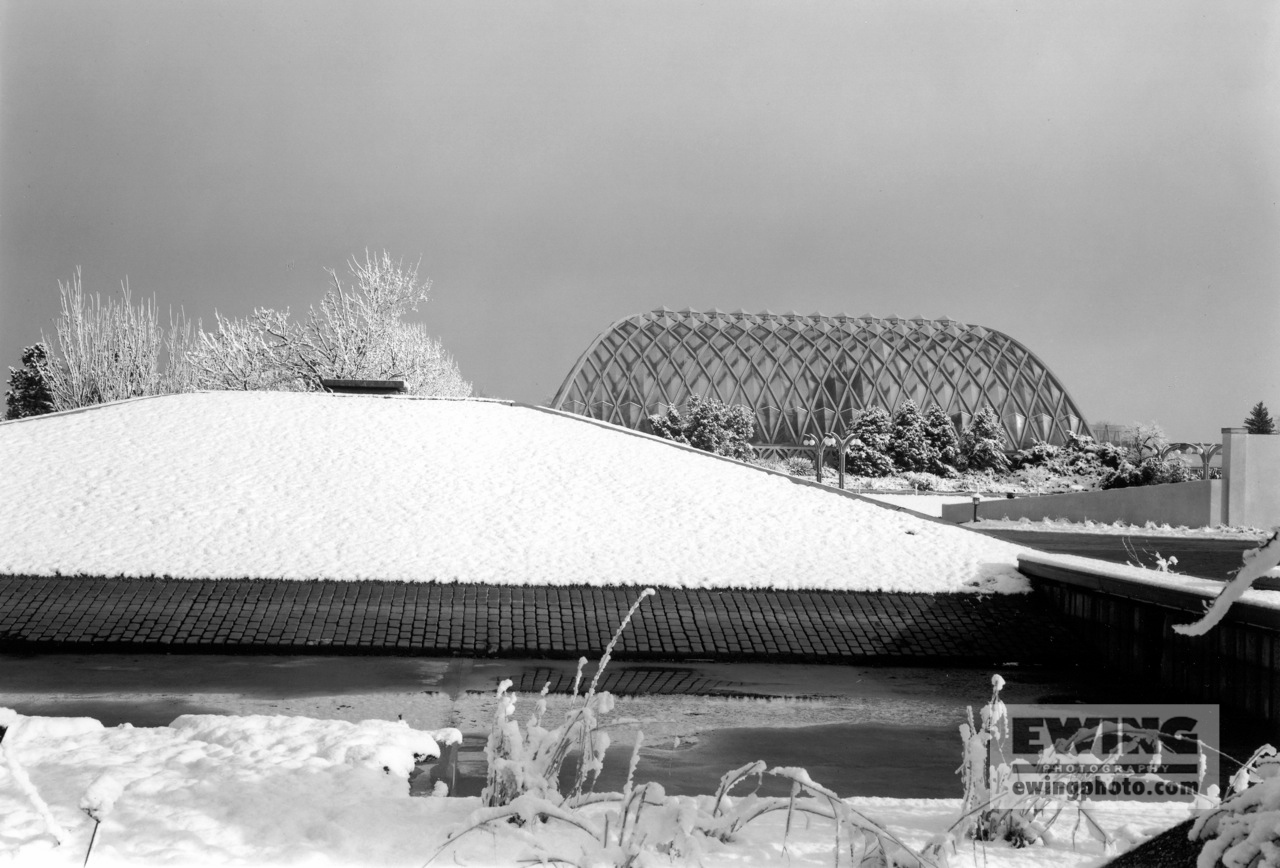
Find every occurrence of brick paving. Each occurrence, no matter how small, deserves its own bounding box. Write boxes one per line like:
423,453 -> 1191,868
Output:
0,577 -> 1076,664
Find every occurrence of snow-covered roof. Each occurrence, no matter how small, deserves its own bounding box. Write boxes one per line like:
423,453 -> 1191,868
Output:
0,392 -> 1030,593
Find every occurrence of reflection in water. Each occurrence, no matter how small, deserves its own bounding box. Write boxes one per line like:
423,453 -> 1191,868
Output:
2,654 -> 1259,798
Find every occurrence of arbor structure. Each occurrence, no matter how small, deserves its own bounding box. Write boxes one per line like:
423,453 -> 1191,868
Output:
1245,402 -> 1277,435
552,309 -> 1091,454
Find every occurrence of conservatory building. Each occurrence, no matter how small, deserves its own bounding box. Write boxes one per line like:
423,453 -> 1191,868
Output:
550,308 -> 1091,455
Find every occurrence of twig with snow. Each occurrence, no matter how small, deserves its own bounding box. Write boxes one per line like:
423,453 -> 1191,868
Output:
1174,528 -> 1280,636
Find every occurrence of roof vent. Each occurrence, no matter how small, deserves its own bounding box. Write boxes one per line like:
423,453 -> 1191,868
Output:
320,379 -> 406,396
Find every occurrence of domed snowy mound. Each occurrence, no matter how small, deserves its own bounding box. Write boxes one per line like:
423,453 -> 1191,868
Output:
0,392 -> 1028,592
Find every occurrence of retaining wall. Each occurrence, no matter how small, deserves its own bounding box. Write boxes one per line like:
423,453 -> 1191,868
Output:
1020,554 -> 1280,728
940,481 -> 1222,527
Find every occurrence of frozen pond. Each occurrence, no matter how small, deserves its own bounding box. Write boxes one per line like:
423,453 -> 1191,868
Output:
0,654 -> 1253,798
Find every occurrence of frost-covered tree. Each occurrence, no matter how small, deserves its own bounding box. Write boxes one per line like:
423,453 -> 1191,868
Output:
190,251 -> 471,397
888,399 -> 929,472
4,344 -> 56,419
843,406 -> 895,476
959,406 -> 1009,473
190,310 -> 304,392
922,403 -> 960,475
39,269 -> 193,411
648,394 -> 755,460
1245,401 -> 1277,434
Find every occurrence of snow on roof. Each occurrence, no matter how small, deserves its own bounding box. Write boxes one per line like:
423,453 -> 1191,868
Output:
0,392 -> 1030,593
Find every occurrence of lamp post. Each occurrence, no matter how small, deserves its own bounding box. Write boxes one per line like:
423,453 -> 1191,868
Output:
971,493 -> 982,523
805,431 -> 861,488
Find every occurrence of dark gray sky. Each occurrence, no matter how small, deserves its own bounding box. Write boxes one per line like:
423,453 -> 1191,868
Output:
3,0 -> 1276,441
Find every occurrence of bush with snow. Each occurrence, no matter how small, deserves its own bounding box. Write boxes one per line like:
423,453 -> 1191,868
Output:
647,394 -> 755,460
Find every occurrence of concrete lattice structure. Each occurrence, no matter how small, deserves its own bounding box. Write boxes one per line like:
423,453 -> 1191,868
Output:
552,308 -> 1092,451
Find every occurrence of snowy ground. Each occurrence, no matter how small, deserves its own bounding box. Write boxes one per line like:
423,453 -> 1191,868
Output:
0,708 -> 1194,868
0,392 -> 1030,594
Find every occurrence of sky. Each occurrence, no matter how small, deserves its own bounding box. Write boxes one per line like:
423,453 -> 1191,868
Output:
1,0 -> 1276,442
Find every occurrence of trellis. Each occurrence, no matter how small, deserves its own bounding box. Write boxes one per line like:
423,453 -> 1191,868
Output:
551,309 -> 1092,449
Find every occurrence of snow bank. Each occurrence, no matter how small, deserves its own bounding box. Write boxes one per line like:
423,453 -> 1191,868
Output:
0,392 -> 1030,593
0,709 -> 1192,868
0,709 -> 459,867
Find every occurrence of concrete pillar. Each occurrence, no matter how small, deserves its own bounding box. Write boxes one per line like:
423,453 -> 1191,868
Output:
1222,428 -> 1246,527
1221,427 -> 1280,529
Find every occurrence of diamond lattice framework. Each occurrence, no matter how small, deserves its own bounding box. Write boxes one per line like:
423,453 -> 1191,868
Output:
550,309 -> 1092,449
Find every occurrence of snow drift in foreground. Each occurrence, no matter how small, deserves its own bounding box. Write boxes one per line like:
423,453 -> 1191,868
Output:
0,392 -> 1029,593
0,708 -> 1189,868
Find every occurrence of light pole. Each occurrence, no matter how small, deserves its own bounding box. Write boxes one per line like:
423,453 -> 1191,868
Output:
805,431 -> 861,488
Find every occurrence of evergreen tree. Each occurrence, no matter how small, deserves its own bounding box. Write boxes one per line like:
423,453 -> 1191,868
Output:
922,403 -> 960,475
5,343 -> 56,420
648,394 -> 755,460
843,406 -> 895,476
888,399 -> 929,472
959,405 -> 1010,473
1245,401 -> 1277,435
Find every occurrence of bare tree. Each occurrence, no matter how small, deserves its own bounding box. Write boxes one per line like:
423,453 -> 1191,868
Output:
192,250 -> 471,396
41,269 -> 193,411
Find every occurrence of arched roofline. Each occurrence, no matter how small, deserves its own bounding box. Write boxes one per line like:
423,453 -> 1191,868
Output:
551,309 -> 1093,444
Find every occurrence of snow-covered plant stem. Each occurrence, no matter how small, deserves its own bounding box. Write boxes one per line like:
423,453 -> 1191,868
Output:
1175,528 -> 1280,636
481,588 -> 656,809
0,711 -> 68,846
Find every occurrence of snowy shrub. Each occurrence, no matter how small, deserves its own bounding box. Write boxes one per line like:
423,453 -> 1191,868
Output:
1191,744 -> 1280,866
899,471 -> 936,492
959,406 -> 1009,473
783,455 -> 815,477
482,588 -> 655,808
4,344 -> 56,419
1101,456 -> 1192,490
928,674 -> 1123,859
1020,466 -> 1054,494
923,403 -> 961,476
1010,441 -> 1061,471
889,399 -> 930,472
843,407 -> 895,477
648,394 -> 755,461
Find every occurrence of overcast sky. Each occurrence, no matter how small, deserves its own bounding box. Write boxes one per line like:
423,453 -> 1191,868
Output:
2,0 -> 1276,441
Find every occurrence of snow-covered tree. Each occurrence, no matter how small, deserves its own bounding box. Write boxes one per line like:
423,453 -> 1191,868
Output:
191,251 -> 471,397
888,399 -> 929,472
39,269 -> 193,411
843,406 -> 895,476
4,344 -> 56,420
1245,401 -> 1277,434
649,394 -> 755,460
922,403 -> 960,475
190,310 -> 304,392
959,406 -> 1009,473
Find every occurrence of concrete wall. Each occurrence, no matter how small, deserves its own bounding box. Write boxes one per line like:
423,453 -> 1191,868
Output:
940,480 -> 1223,527
1021,556 -> 1280,729
1223,429 -> 1280,528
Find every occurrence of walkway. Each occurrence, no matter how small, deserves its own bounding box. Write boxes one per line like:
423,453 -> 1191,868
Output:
0,576 -> 1076,665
